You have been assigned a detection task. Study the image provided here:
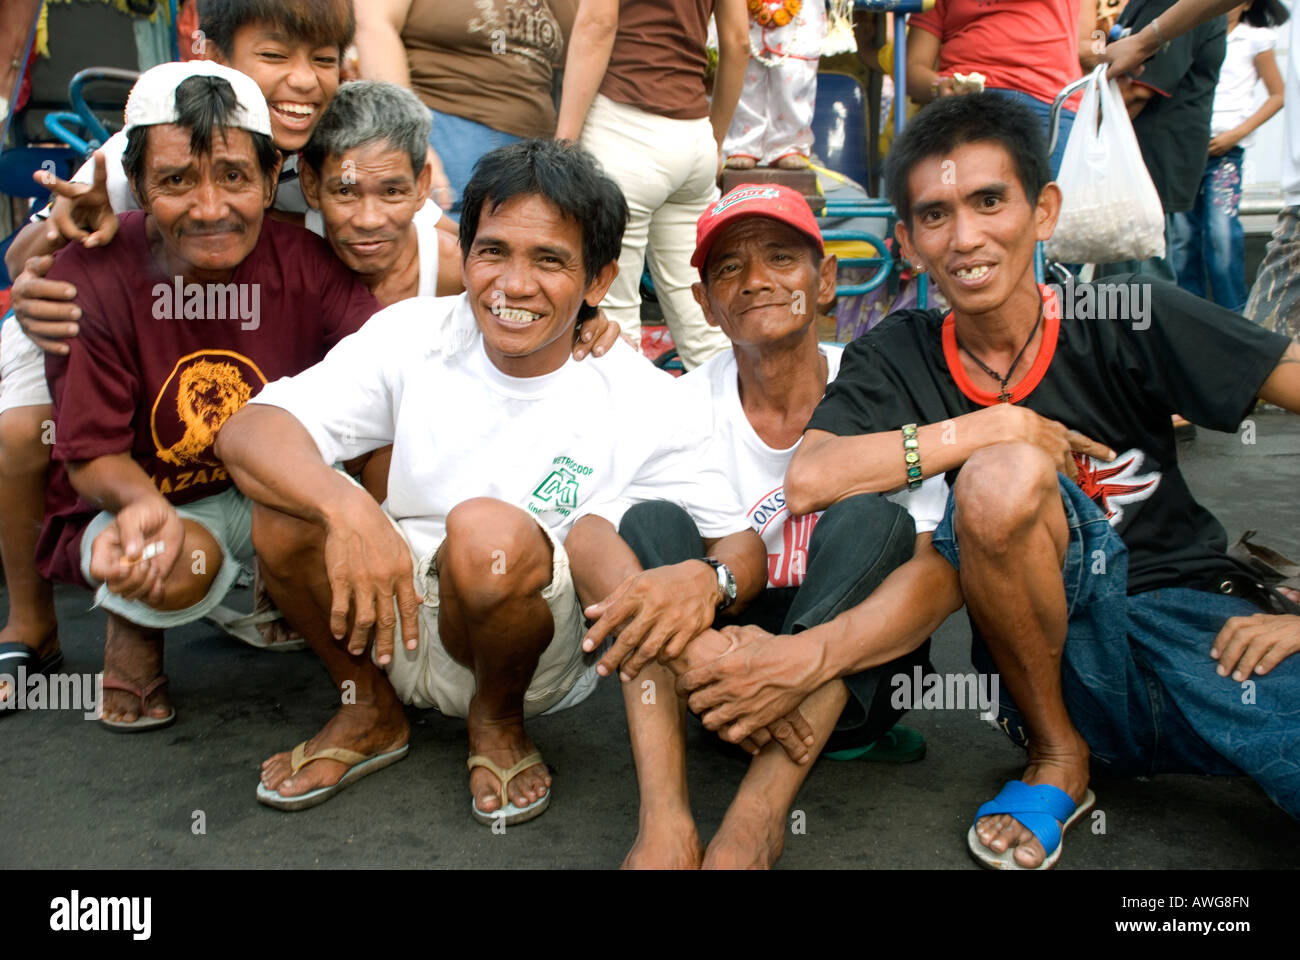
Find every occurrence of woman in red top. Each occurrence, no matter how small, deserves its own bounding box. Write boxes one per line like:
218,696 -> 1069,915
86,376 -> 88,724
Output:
905,0 -> 1100,174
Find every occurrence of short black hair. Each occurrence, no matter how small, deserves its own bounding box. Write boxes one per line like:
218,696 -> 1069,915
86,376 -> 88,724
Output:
1243,0 -> 1288,28
885,92 -> 1051,227
122,74 -> 280,195
459,139 -> 628,321
196,0 -> 355,58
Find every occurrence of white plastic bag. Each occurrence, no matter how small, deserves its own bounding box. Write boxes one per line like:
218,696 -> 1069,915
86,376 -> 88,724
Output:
1044,64 -> 1166,264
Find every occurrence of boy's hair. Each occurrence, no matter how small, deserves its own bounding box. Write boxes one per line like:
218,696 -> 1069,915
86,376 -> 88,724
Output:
459,140 -> 628,321
885,93 -> 1051,227
302,81 -> 430,179
196,0 -> 356,58
1244,0 -> 1289,29
122,74 -> 280,194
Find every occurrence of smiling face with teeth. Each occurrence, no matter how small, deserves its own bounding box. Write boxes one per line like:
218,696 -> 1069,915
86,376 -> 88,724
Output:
895,141 -> 1060,329
464,193 -> 618,379
215,24 -> 340,152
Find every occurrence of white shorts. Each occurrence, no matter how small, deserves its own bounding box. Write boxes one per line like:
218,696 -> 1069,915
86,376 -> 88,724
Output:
0,314 -> 52,415
376,507 -> 599,719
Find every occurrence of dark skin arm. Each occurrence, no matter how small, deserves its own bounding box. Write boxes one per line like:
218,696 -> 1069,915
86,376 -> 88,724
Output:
677,532 -> 964,744
785,403 -> 1115,517
67,453 -> 186,606
565,513 -> 815,763
214,404 -> 420,663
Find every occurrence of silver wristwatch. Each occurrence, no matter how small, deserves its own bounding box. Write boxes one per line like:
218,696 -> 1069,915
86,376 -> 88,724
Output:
702,557 -> 737,610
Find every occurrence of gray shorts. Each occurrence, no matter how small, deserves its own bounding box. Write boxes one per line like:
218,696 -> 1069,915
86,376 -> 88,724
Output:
79,486 -> 254,629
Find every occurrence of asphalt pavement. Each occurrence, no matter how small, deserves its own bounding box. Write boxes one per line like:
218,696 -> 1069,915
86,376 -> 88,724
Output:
3,411 -> 1299,870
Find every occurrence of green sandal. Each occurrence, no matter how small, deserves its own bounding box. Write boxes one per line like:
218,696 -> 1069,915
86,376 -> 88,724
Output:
824,724 -> 926,763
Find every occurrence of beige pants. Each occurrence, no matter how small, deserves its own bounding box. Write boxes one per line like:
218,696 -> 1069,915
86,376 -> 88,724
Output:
375,507 -> 597,719
579,93 -> 731,370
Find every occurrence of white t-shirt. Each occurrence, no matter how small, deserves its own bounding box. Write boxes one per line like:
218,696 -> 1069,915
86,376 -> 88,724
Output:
251,293 -> 746,561
1282,15 -> 1300,205
675,344 -> 949,590
1212,22 -> 1277,146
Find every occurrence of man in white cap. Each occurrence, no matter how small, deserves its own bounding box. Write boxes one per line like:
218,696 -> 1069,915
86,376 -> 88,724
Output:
25,60 -> 381,730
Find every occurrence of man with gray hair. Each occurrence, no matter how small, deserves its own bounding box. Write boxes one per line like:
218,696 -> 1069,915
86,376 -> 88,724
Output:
301,81 -> 461,306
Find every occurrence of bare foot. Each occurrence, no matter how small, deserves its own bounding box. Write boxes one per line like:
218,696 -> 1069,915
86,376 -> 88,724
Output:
0,623 -> 59,706
973,736 -> 1091,868
100,616 -> 170,723
724,155 -> 757,169
773,154 -> 810,170
702,796 -> 785,870
622,810 -> 702,870
465,701 -> 551,815
260,703 -> 409,798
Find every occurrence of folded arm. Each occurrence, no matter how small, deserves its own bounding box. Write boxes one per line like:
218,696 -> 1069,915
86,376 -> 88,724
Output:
215,404 -> 419,661
678,533 -> 964,743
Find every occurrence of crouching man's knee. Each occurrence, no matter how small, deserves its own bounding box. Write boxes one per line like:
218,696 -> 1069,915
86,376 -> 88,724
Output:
0,405 -> 53,476
441,497 -> 552,606
617,501 -> 700,568
250,501 -> 323,577
952,442 -> 1060,550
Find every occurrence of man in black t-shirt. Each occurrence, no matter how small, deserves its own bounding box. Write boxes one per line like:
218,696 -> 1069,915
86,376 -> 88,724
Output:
785,92 -> 1300,869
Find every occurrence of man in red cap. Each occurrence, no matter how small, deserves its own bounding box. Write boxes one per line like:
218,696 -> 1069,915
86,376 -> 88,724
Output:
565,184 -> 952,869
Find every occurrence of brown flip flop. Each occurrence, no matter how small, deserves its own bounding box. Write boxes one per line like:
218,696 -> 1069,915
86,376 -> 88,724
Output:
98,674 -> 176,732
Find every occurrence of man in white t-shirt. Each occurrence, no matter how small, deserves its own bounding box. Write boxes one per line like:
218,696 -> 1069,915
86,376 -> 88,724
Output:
564,185 -> 956,869
215,140 -> 757,825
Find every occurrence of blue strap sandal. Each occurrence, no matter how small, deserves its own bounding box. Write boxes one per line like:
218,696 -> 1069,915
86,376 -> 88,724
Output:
966,780 -> 1096,870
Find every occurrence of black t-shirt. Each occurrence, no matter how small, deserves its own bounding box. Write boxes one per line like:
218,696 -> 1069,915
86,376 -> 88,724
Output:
807,278 -> 1290,595
1119,0 -> 1226,213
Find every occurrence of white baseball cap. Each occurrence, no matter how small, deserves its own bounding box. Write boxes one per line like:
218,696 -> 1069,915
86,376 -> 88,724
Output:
123,60 -> 272,138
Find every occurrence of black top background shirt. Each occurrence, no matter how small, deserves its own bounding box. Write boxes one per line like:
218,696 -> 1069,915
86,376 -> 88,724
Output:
1118,0 -> 1226,213
807,278 -> 1290,595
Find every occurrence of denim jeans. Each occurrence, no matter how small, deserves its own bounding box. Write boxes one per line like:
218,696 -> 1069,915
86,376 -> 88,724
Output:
1169,147 -> 1247,311
932,475 -> 1300,818
618,496 -> 932,753
986,87 -> 1074,178
427,109 -> 523,213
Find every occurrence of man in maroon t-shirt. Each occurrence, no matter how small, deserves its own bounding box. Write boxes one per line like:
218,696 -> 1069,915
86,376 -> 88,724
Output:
36,61 -> 378,730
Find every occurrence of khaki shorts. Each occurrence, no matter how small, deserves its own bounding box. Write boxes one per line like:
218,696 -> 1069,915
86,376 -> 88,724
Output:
374,506 -> 598,719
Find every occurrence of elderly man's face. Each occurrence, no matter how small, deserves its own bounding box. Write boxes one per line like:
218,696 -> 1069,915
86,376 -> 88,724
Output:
303,141 -> 430,277
138,124 -> 277,279
218,23 -> 340,152
463,193 -> 617,378
693,217 -> 836,348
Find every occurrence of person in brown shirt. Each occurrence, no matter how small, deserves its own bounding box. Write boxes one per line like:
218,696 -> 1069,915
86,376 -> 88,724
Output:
356,0 -> 576,210
556,0 -> 749,370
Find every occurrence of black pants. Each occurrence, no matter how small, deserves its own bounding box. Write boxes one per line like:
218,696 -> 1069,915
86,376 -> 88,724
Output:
618,495 -> 934,753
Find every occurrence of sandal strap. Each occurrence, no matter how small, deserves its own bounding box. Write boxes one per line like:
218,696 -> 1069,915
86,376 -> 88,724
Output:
975,780 -> 1078,857
467,752 -> 545,806
289,741 -> 371,775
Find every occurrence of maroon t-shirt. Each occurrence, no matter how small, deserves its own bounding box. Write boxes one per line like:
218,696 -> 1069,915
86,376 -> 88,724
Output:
37,211 -> 379,585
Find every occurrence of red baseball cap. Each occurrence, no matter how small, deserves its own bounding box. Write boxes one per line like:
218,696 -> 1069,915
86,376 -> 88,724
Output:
691,183 -> 824,272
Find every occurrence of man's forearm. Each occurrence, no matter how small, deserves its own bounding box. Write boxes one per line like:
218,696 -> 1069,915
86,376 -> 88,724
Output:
4,216 -> 64,280
802,535 -> 962,686
787,412 -> 992,516
215,404 -> 368,527
67,452 -> 164,514
703,528 -> 765,614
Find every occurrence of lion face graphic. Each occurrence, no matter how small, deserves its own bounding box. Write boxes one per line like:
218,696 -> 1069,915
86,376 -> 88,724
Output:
157,359 -> 253,466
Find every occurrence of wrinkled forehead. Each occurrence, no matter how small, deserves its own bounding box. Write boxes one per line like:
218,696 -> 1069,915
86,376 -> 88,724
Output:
707,215 -> 814,262
142,123 -> 260,169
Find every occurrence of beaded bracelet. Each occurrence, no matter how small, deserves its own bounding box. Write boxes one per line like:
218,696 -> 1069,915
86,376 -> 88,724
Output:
901,423 -> 922,490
